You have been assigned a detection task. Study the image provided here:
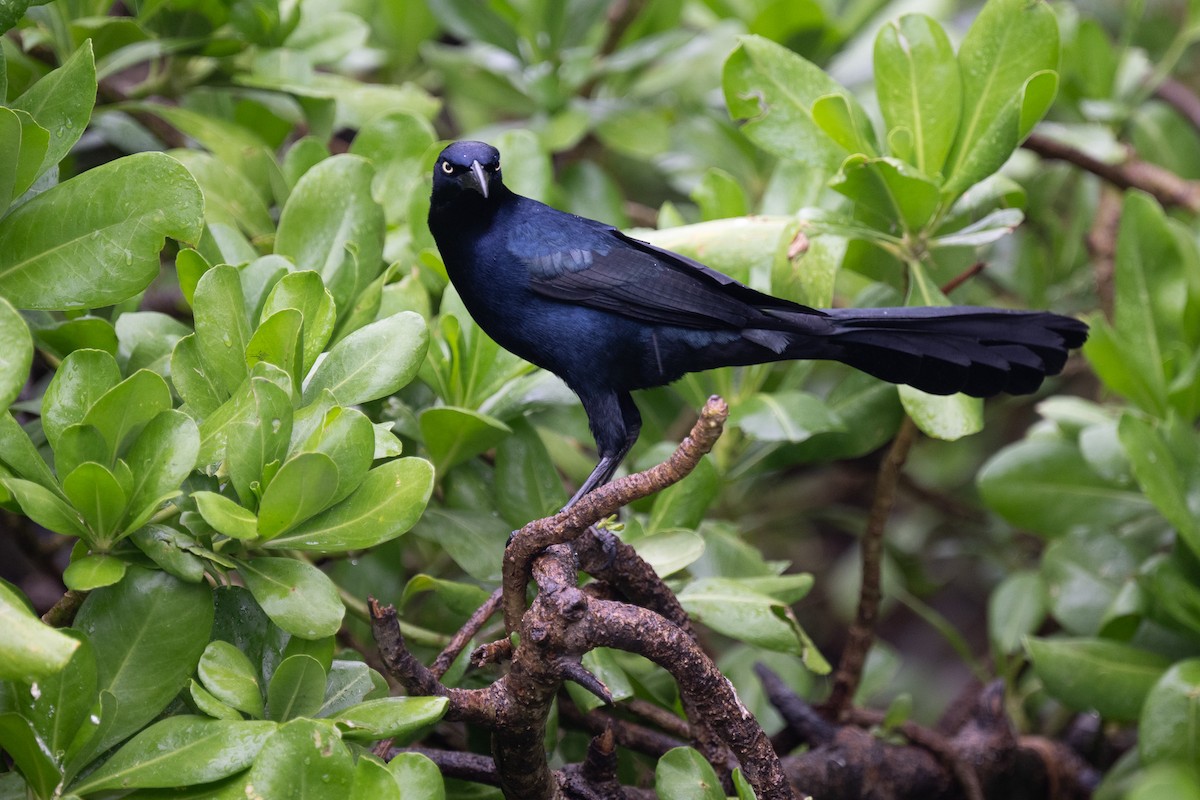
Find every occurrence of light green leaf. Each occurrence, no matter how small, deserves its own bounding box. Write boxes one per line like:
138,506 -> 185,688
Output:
241,718 -> 353,798
333,696 -> 448,740
171,334 -> 225,417
1119,413 -> 1200,558
42,349 -> 121,452
62,462 -> 127,542
729,390 -> 844,443
830,155 -> 942,232
0,588 -> 80,680
265,457 -> 434,553
0,153 -> 203,309
0,712 -> 60,799
630,530 -> 706,578
194,265 -> 253,398
193,491 -> 259,540
655,747 -> 724,800
303,311 -> 428,405
256,452 -> 339,539
261,270 -> 337,374
63,553 -> 128,590
10,40 -> 95,175
2,477 -> 90,538
83,369 -> 173,461
292,405 -> 373,505
239,557 -> 344,639
351,756 -> 401,800
123,409 -> 200,527
988,570 -> 1046,654
199,641 -> 265,719
494,417 -> 567,527
225,374 -> 293,507
267,654 -> 326,721
874,14 -> 960,176
722,35 -> 850,170
899,386 -> 983,441
276,155 -> 384,314
386,752 -> 444,799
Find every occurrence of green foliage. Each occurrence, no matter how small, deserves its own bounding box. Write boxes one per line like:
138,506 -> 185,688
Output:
0,0 -> 1194,795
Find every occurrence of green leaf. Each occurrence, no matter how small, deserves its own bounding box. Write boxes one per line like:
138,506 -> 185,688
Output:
386,752 -> 444,798
942,0 -> 1059,198
317,661 -> 377,718
0,296 -> 32,410
54,424 -> 107,479
988,570 -> 1046,654
16,628 -> 95,758
899,386 -> 983,441
2,477 -> 89,537
266,457 -> 433,553
419,406 -> 510,475
261,270 -> 337,374
1119,413 -> 1200,558
190,678 -> 245,721
267,654 -> 327,721
334,696 -> 448,741
1140,659 -> 1200,766
115,311 -> 190,374
42,349 -> 121,452
303,311 -> 427,405
0,712 -> 60,799
729,390 -> 843,443
411,508 -> 508,583
74,566 -> 214,754
292,405 -> 373,505
239,557 -> 344,639
176,247 -> 211,308
83,369 -> 173,462
194,491 -> 260,540
648,456 -> 718,533
35,315 -> 119,361
171,334 -> 225,417
70,716 -> 276,794
63,552 -> 128,591
0,412 -> 57,489
256,452 -> 339,539
978,438 -> 1153,536
130,524 -> 206,584
351,756 -> 401,800
0,153 -> 203,309
246,308 -> 303,387
196,366 -> 292,472
830,156 -> 942,232
874,14 -> 960,176
630,530 -> 706,578
679,578 -> 829,672
171,150 -> 275,241
194,265 -> 253,398
62,462 -> 127,542
4,108 -> 49,203
123,409 -> 200,528
241,718 -> 354,798
0,588 -> 80,680
227,375 -> 293,507
276,155 -> 384,314
10,40 -> 95,176
199,641 -> 265,719
722,35 -> 851,170
1025,636 -> 1170,721
494,417 -> 567,527
655,747 -> 724,800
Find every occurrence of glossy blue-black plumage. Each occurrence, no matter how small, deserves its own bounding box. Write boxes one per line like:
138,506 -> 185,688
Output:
428,141 -> 1088,506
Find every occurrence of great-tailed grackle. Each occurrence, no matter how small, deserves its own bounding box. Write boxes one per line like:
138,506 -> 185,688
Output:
428,141 -> 1088,508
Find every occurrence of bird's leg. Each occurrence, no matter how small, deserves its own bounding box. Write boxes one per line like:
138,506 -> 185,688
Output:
561,391 -> 641,511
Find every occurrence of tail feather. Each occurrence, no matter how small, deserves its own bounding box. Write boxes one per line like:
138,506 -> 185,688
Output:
799,306 -> 1088,397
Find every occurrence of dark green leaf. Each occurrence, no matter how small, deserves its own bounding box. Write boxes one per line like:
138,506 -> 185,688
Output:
199,641 -> 265,719
0,296 -> 32,410
267,654 -> 326,721
74,566 -> 214,753
730,390 -> 843,443
419,406 -> 510,475
10,40 -> 95,176
333,696 -> 447,740
1140,659 -> 1200,765
988,570 -> 1046,654
240,718 -> 354,798
0,713 -> 60,799
494,418 -> 566,527
123,409 -> 199,528
69,716 -> 275,794
1026,636 -> 1170,721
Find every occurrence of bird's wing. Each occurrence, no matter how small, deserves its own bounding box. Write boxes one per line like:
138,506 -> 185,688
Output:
517,219 -> 818,330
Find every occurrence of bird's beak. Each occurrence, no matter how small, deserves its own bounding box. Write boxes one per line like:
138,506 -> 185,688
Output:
467,160 -> 489,199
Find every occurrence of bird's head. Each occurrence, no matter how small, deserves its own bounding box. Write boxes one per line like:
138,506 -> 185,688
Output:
432,141 -> 502,204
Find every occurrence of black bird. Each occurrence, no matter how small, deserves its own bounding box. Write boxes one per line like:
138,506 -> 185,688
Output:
428,141 -> 1088,508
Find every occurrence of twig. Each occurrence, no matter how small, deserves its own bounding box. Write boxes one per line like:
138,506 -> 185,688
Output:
1155,77 -> 1200,133
940,262 -> 985,296
558,699 -> 685,759
847,707 -> 985,800
432,586 -> 503,678
1023,132 -> 1200,212
41,589 -> 87,627
502,396 -> 729,632
1086,186 -> 1122,322
824,416 -> 918,716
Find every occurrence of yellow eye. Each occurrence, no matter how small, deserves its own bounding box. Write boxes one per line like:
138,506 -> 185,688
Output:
441,161 -> 454,175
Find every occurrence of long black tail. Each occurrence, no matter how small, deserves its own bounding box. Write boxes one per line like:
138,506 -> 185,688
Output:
801,306 -> 1088,397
